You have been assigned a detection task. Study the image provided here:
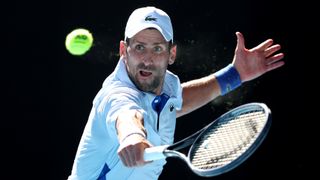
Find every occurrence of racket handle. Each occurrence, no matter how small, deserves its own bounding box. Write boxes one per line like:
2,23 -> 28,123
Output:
144,145 -> 169,161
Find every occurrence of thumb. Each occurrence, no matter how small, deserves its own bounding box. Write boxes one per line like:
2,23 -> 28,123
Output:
235,32 -> 245,51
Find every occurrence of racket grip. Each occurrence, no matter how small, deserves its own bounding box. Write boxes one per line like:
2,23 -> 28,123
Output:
144,145 -> 169,161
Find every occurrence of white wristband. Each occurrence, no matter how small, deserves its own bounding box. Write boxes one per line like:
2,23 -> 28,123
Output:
117,118 -> 147,143
121,132 -> 146,143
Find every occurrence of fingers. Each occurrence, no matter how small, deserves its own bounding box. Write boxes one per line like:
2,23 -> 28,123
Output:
266,53 -> 285,65
253,39 -> 274,51
266,53 -> 285,71
267,60 -> 285,72
252,37 -> 284,71
117,135 -> 152,167
264,44 -> 281,57
118,144 -> 145,167
118,147 -> 131,166
235,32 -> 245,51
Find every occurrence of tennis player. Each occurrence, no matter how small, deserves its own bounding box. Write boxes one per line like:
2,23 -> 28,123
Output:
68,6 -> 284,180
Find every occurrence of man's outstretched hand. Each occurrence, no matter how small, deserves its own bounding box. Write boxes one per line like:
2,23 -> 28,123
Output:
233,32 -> 285,82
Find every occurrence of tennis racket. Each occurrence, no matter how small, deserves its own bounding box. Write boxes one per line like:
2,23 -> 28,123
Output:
144,102 -> 271,177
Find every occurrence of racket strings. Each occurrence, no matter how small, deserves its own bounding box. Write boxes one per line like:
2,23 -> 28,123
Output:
190,110 -> 266,170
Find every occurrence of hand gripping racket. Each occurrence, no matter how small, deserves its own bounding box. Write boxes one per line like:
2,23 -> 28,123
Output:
144,102 -> 272,177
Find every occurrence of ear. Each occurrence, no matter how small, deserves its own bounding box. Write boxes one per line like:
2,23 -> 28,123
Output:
168,45 -> 177,65
119,40 -> 127,58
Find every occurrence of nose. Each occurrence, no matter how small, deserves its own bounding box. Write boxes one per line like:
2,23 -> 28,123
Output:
142,52 -> 154,66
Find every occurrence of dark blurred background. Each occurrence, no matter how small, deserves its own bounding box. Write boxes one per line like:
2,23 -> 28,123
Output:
5,0 -> 313,179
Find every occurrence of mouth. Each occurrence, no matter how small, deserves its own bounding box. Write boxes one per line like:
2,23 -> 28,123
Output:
139,70 -> 152,77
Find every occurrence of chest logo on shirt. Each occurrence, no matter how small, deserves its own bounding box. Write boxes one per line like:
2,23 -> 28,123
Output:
169,104 -> 174,112
152,93 -> 170,114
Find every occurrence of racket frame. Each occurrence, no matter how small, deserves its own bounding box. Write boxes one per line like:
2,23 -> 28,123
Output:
144,103 -> 272,177
188,103 -> 272,177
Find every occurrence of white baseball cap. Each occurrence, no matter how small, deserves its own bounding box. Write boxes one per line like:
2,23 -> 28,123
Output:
125,6 -> 173,42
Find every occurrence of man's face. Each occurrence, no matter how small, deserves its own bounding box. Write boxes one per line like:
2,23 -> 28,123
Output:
122,29 -> 176,95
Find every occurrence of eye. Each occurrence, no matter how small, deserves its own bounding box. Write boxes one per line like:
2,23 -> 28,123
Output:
135,44 -> 144,51
154,46 -> 164,53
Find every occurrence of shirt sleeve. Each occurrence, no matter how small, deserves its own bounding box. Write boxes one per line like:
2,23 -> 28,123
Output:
101,88 -> 144,143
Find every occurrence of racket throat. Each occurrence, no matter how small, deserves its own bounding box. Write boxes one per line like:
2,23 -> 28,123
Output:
164,150 -> 190,164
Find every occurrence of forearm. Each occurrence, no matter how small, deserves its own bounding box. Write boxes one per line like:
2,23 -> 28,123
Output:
177,74 -> 221,117
177,64 -> 242,118
116,110 -> 151,167
116,110 -> 147,142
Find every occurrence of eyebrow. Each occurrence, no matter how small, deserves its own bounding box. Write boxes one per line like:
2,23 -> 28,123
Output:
133,40 -> 167,46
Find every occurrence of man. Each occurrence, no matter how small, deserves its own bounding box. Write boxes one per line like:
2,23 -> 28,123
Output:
68,6 -> 284,180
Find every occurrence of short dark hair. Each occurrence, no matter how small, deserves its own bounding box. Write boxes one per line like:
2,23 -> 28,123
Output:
125,37 -> 174,52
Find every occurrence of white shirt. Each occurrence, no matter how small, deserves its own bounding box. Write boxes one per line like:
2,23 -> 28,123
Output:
68,57 -> 183,180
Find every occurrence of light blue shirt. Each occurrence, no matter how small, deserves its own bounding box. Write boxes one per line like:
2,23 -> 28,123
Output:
68,58 -> 183,180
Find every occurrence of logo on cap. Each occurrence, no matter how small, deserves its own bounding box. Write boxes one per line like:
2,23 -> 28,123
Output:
145,15 -> 157,22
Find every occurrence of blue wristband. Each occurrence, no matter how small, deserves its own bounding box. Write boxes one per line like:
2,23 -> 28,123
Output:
214,64 -> 242,95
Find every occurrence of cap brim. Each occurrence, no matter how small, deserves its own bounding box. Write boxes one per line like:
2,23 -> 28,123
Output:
125,23 -> 172,42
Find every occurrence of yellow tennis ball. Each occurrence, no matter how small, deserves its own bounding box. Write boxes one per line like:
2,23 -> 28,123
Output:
65,28 -> 93,55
